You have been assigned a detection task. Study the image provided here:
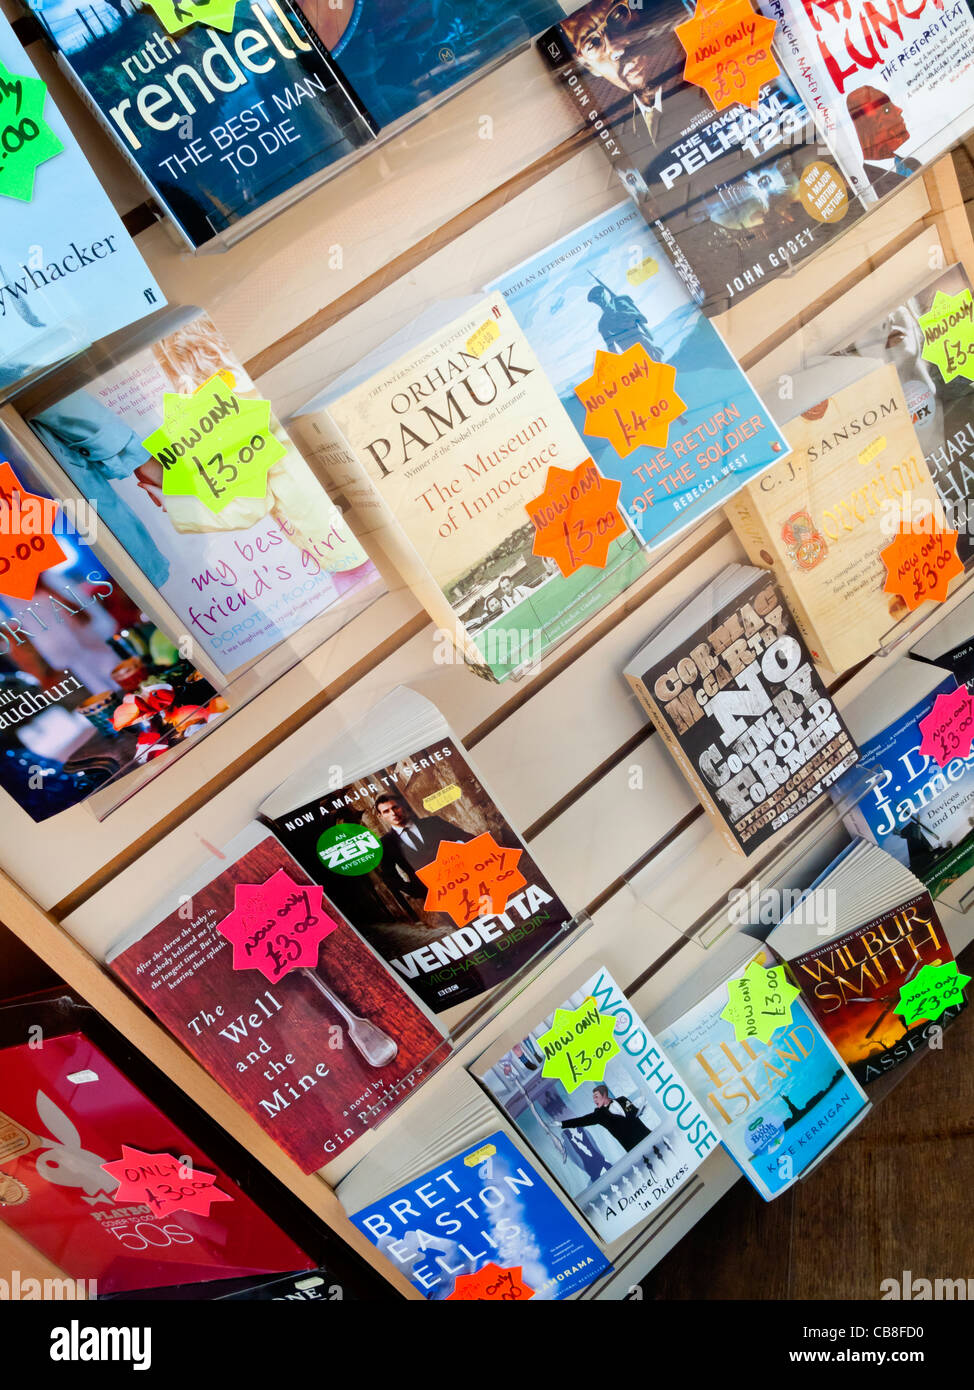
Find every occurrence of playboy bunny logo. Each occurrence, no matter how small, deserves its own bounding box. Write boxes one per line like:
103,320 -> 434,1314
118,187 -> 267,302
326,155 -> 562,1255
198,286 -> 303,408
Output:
33,1091 -> 117,1200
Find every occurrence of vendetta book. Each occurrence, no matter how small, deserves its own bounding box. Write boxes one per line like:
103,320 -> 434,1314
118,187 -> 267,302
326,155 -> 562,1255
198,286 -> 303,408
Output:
538,0 -> 864,314
107,827 -> 450,1173
348,1131 -> 611,1299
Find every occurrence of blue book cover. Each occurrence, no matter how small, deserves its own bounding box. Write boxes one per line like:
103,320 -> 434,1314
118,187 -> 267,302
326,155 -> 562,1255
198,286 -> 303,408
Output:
349,1131 -> 612,1300
0,12 -> 163,392
485,204 -> 788,548
658,947 -> 868,1200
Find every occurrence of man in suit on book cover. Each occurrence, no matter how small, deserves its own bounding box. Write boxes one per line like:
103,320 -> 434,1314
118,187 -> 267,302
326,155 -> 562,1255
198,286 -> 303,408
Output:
374,791 -> 472,897
558,1083 -> 651,1151
846,85 -> 920,199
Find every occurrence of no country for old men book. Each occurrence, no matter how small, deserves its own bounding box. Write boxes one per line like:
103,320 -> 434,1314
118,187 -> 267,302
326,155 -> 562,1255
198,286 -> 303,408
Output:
538,0 -> 865,315
107,825 -> 450,1174
0,11 -> 163,393
260,687 -> 576,1018
625,564 -> 860,856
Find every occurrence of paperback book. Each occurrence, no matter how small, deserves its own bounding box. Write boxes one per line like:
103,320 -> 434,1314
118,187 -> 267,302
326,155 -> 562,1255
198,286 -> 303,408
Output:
107,825 -> 450,1173
625,564 -> 860,856
485,203 -> 788,547
472,966 -> 721,1242
260,687 -> 575,1016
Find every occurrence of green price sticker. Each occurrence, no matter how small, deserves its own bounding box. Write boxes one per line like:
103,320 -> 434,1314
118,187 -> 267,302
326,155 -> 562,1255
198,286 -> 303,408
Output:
896,960 -> 971,1029
0,63 -> 64,202
918,288 -> 974,384
142,374 -> 286,514
721,959 -> 801,1046
538,998 -> 620,1094
143,0 -> 240,33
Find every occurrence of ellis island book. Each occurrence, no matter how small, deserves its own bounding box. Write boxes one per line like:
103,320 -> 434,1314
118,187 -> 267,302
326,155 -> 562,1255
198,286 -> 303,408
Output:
767,839 -> 967,1083
760,0 -> 974,200
260,687 -> 575,1017
625,564 -> 859,856
485,203 -> 788,547
0,12 -> 163,393
30,0 -> 377,249
472,966 -> 720,1242
652,940 -> 869,1200
23,308 -> 378,680
288,296 -> 648,682
725,362 -> 946,672
346,1130 -> 612,1300
0,425 -> 226,822
107,825 -> 450,1174
538,0 -> 863,315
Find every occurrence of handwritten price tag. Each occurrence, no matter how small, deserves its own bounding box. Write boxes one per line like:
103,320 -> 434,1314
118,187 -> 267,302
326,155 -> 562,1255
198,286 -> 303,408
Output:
721,959 -> 801,1045
447,1263 -> 535,1301
142,373 -> 286,514
538,997 -> 621,1093
144,0 -> 239,33
525,460 -> 627,577
896,961 -> 971,1028
0,461 -> 66,600
575,345 -> 686,460
675,0 -> 780,111
880,520 -> 963,612
100,1146 -> 233,1220
918,288 -> 974,384
414,832 -> 526,928
215,869 -> 339,983
918,685 -> 974,768
0,62 -> 63,201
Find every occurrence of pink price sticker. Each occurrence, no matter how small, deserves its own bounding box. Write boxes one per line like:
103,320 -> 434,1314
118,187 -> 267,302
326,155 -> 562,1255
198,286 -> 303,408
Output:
215,869 -> 339,983
917,685 -> 974,768
101,1146 -> 233,1220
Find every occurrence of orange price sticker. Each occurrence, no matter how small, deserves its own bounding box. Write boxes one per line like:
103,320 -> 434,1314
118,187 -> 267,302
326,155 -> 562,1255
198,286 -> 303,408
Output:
414,832 -> 526,929
525,459 -> 627,578
675,0 -> 780,111
575,345 -> 686,460
880,519 -> 963,613
0,460 -> 66,600
447,1263 -> 535,1301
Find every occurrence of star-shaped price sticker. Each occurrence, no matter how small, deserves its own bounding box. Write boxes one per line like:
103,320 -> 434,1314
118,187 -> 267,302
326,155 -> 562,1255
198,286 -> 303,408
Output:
101,1146 -> 233,1219
414,832 -> 526,929
215,869 -> 339,983
142,374 -> 285,514
722,959 -> 801,1045
575,346 -> 686,460
525,460 -> 627,578
538,998 -> 621,1094
918,685 -> 974,768
896,961 -> 971,1029
447,1264 -> 535,1301
143,0 -> 240,33
0,62 -> 64,202
676,0 -> 780,111
881,519 -> 963,613
918,288 -> 974,384
0,462 -> 66,600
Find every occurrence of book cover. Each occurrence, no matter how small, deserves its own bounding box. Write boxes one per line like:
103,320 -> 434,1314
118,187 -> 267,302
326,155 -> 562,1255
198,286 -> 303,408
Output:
630,570 -> 859,854
28,310 -> 377,679
0,11 -> 163,391
0,425 -> 226,821
486,203 -> 788,546
539,0 -> 863,314
263,733 -> 575,1014
31,0 -> 377,249
657,947 -> 869,1200
787,890 -> 967,1083
0,1031 -> 312,1293
348,1130 -> 612,1299
475,968 -> 720,1242
108,833 -> 450,1174
761,0 -> 974,200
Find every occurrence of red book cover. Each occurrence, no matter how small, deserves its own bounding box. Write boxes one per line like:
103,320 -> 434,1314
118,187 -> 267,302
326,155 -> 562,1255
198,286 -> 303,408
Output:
0,1032 -> 311,1294
108,832 -> 450,1173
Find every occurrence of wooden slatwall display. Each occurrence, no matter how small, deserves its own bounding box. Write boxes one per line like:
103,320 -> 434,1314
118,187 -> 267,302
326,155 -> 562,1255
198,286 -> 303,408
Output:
1,0 -> 974,1296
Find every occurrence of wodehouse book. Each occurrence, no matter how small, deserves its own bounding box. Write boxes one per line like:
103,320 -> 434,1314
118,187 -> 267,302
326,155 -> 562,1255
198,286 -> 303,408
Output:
485,204 -> 788,547
30,0 -> 378,249
0,11 -> 162,393
472,965 -> 720,1242
345,1130 -> 611,1299
288,296 -> 648,682
260,687 -> 575,1018
107,825 -> 450,1173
